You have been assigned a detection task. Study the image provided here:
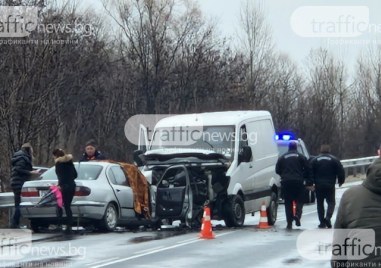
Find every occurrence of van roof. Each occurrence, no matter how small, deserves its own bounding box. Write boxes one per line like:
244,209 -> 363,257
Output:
155,110 -> 271,128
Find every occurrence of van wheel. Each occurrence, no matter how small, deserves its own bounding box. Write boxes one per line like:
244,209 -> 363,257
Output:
267,193 -> 278,225
223,195 -> 245,227
98,203 -> 118,232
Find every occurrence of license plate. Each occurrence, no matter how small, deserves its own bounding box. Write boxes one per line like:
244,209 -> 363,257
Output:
39,190 -> 48,197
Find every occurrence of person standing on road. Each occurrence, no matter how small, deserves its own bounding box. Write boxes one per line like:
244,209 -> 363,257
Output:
311,144 -> 345,229
80,139 -> 106,161
332,145 -> 381,267
53,149 -> 77,234
10,143 -> 40,228
276,141 -> 312,230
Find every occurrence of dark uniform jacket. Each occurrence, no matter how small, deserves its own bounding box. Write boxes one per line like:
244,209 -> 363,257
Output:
276,149 -> 312,186
311,153 -> 345,186
333,158 -> 381,266
55,154 -> 77,186
10,149 -> 33,190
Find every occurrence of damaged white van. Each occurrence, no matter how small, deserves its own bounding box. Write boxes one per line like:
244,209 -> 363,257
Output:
135,111 -> 280,227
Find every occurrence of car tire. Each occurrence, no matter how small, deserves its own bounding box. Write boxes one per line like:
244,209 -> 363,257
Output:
223,195 -> 245,227
98,203 -> 118,232
30,219 -> 49,233
267,192 -> 278,225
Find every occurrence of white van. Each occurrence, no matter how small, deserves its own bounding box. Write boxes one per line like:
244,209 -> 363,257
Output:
135,111 -> 280,227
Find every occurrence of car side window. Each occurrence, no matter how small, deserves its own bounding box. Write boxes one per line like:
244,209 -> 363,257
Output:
107,168 -> 117,184
111,166 -> 128,186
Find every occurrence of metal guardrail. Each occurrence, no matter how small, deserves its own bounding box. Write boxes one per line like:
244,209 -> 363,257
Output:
341,156 -> 378,177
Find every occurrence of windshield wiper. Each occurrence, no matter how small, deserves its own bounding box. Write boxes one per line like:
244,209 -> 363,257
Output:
203,140 -> 214,149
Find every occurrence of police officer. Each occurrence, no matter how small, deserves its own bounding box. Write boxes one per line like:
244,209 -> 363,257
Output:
311,144 -> 345,228
276,141 -> 312,230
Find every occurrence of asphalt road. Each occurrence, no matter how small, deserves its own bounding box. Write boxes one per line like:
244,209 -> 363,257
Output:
0,182 -> 361,268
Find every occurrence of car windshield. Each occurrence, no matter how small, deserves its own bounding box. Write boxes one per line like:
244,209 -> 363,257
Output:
150,125 -> 235,159
277,143 -> 304,156
40,163 -> 103,181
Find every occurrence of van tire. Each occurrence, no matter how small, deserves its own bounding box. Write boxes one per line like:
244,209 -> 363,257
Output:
267,192 -> 278,225
223,195 -> 245,227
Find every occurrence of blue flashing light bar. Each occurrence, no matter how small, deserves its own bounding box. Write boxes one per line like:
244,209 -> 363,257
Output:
275,131 -> 296,141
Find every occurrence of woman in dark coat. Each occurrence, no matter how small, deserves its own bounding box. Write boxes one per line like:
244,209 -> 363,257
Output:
52,148 -> 77,234
10,143 -> 40,228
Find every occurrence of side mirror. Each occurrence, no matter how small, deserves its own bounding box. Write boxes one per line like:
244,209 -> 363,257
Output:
133,150 -> 145,167
238,145 -> 252,163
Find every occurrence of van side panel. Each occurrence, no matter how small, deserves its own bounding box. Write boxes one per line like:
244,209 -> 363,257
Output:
227,117 -> 278,213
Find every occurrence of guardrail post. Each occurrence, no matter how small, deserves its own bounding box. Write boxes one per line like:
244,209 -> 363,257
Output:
353,161 -> 357,177
360,165 -> 365,175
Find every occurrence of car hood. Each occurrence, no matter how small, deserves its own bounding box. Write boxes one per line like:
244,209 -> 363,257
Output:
144,148 -> 227,162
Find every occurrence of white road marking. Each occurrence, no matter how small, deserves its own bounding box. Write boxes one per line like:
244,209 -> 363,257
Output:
86,257 -> 120,266
92,231 -> 237,268
134,246 -> 164,255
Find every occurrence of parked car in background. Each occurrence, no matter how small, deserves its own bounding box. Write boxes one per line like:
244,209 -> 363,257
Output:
21,161 -> 156,232
276,132 -> 315,204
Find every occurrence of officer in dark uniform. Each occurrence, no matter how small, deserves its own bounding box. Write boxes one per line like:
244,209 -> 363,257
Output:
276,141 -> 312,230
311,144 -> 345,228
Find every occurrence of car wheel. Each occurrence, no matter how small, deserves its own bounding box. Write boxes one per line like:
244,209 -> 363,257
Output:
30,219 -> 49,233
99,203 -> 118,232
267,192 -> 278,225
223,195 -> 245,227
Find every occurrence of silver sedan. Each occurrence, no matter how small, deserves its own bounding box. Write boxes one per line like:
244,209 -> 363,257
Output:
20,161 -> 154,232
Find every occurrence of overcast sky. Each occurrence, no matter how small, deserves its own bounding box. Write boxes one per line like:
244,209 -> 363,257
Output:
81,0 -> 381,75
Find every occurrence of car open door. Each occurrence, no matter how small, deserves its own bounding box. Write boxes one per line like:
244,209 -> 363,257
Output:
156,165 -> 193,226
138,124 -> 149,153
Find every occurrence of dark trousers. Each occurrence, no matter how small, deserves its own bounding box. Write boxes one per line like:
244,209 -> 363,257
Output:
315,184 -> 335,223
56,183 -> 76,227
282,180 -> 305,224
11,188 -> 22,227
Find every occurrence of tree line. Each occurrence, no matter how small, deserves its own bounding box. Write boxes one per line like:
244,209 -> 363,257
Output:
0,0 -> 380,191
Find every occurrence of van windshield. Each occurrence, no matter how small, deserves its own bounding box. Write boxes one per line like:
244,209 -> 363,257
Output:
150,125 -> 235,159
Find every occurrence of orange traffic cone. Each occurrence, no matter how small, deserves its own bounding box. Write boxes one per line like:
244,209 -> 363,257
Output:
257,202 -> 271,229
199,205 -> 215,239
292,201 -> 297,217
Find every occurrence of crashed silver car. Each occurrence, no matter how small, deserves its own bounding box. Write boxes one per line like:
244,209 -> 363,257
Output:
20,161 -> 154,232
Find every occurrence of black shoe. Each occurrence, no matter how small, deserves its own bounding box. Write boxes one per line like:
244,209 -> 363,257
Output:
318,223 -> 326,228
286,223 -> 292,230
325,218 -> 332,228
294,216 -> 301,227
